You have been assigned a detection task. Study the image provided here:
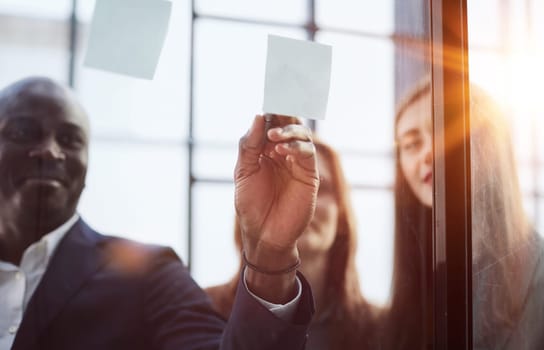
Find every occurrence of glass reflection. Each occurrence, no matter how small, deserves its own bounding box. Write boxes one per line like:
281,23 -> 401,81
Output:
470,85 -> 544,349
385,78 -> 433,349
469,0 -> 544,348
205,135 -> 379,350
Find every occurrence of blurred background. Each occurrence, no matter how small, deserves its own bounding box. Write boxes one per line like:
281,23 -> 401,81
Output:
0,0 -> 542,308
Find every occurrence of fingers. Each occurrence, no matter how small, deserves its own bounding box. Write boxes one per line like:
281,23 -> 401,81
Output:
266,123 -> 315,171
274,140 -> 315,159
240,117 -> 310,158
275,140 -> 317,177
243,115 -> 266,148
264,114 -> 302,130
236,115 -> 266,179
267,124 -> 312,143
237,115 -> 317,181
238,115 -> 265,157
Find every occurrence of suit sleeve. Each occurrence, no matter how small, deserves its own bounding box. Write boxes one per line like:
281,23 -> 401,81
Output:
142,247 -> 313,350
221,271 -> 314,350
143,247 -> 225,350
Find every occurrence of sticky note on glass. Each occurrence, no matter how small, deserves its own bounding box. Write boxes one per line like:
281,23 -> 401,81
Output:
84,0 -> 172,79
262,35 -> 332,120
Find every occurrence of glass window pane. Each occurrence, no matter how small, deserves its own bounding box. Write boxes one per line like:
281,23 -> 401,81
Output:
78,141 -> 187,260
316,0 -> 394,35
78,0 -> 97,22
508,0 -> 531,50
469,1 -> 544,347
194,145 -> 238,180
352,189 -> 394,306
0,16 -> 69,86
519,164 -> 535,196
315,31 -> 394,152
339,152 -> 394,188
527,197 -> 544,239
74,0 -> 190,141
536,104 -> 544,159
381,1 -> 434,345
0,0 -> 71,19
522,194 -> 537,226
467,0 -> 502,48
468,51 -> 508,102
191,183 -> 238,287
195,0 -> 307,24
511,115 -> 533,168
534,0 -> 544,45
193,19 -> 305,144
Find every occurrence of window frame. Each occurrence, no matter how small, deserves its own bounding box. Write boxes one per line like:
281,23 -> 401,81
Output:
53,0 -> 474,346
430,0 -> 472,348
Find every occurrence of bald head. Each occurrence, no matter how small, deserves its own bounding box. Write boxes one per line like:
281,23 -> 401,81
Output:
0,77 -> 90,250
0,77 -> 90,133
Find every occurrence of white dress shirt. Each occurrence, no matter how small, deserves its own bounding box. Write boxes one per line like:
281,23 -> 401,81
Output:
0,213 -> 79,350
244,267 -> 302,321
0,214 -> 300,349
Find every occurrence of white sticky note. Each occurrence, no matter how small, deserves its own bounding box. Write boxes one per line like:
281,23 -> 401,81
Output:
84,0 -> 172,80
263,35 -> 332,120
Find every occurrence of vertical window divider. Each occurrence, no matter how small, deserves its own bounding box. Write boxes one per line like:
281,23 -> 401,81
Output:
187,0 -> 197,272
430,0 -> 472,348
307,0 -> 317,132
68,0 -> 78,87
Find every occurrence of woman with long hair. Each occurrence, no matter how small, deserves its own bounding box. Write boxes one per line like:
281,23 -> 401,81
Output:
385,78 -> 434,349
387,78 -> 544,349
206,136 -> 378,350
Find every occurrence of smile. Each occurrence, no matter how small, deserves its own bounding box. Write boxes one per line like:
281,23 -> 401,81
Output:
423,172 -> 432,184
20,175 -> 66,187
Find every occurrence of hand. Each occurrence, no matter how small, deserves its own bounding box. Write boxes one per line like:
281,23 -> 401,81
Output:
234,115 -> 319,302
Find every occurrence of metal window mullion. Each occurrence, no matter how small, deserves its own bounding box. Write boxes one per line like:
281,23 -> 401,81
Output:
68,0 -> 78,87
187,0 -> 197,272
430,0 -> 472,348
307,0 -> 317,132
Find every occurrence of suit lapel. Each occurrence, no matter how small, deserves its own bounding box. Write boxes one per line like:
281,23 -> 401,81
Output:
12,219 -> 106,350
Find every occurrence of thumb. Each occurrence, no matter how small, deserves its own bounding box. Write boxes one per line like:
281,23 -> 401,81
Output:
235,115 -> 266,178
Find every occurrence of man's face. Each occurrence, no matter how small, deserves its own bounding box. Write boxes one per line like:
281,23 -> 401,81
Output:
0,81 -> 89,229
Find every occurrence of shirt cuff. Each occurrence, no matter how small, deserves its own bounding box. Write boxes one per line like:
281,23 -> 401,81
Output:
243,267 -> 302,322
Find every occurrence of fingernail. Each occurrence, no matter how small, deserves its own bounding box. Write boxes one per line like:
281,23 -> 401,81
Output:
276,143 -> 287,152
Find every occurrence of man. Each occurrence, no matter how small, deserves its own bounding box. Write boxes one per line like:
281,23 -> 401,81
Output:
0,77 -> 319,349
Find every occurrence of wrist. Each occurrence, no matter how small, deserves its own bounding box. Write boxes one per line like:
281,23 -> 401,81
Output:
242,240 -> 300,304
243,250 -> 300,275
243,240 -> 299,271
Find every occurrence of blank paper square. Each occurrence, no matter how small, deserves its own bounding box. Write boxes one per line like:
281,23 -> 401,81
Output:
84,0 -> 172,80
263,35 -> 332,120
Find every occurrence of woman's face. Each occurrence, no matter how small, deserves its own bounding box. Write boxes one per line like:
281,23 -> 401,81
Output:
298,151 -> 339,255
396,92 -> 433,207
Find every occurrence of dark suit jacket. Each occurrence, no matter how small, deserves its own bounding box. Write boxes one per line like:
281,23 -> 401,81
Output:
11,219 -> 313,350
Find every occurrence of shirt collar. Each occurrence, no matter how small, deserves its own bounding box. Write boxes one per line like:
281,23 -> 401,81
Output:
42,213 -> 80,261
0,213 -> 79,271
